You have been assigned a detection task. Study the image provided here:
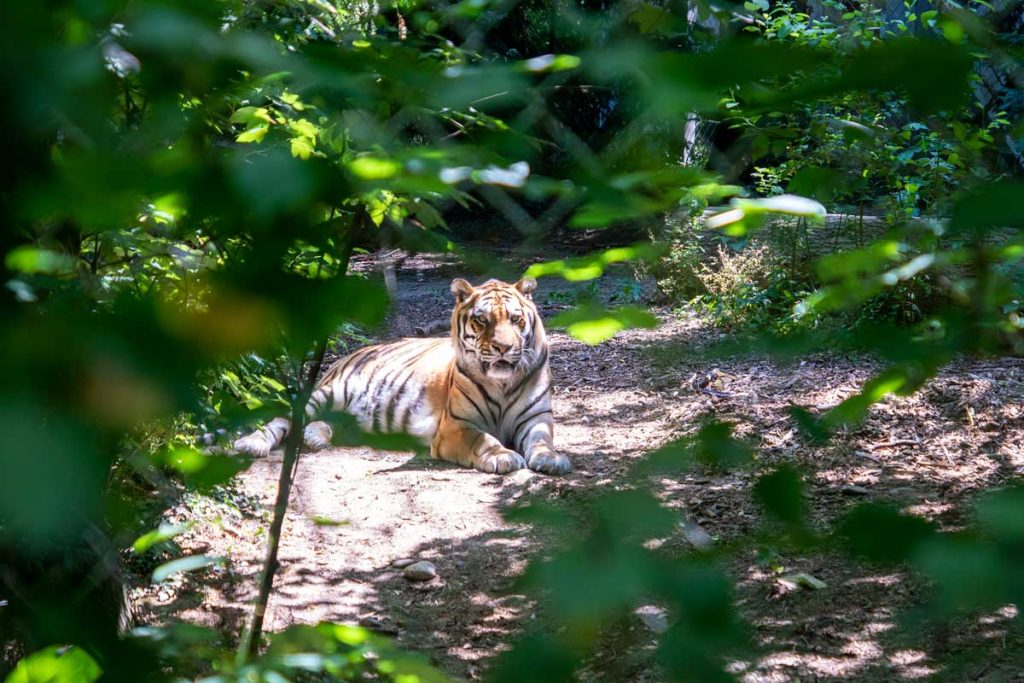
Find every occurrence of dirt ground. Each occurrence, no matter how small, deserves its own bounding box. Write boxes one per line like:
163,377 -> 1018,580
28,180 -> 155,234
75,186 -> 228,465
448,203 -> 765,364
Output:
136,251 -> 1024,681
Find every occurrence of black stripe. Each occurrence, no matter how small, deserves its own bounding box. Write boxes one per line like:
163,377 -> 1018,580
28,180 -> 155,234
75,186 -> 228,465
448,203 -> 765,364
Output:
341,347 -> 386,397
455,364 -> 500,422
505,347 -> 549,399
399,384 -> 427,433
453,383 -> 488,423
364,342 -> 434,402
449,409 -> 480,425
305,385 -> 334,419
342,375 -> 352,411
366,343 -> 433,431
385,370 -> 416,432
514,408 -> 552,452
517,386 -> 550,418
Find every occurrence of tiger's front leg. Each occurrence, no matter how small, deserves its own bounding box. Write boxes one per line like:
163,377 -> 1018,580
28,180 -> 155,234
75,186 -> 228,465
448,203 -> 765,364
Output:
432,414 -> 526,474
518,419 -> 572,475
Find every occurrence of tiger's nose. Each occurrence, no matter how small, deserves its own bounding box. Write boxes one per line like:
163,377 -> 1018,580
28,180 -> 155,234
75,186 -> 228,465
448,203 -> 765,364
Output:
492,340 -> 513,355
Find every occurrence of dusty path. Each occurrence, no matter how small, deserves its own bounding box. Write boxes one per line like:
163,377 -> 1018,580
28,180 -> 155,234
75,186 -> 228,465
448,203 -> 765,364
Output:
138,253 -> 1024,681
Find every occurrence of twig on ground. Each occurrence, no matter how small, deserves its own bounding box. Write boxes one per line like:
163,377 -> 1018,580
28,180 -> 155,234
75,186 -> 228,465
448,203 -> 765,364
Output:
869,439 -> 920,452
853,450 -> 882,463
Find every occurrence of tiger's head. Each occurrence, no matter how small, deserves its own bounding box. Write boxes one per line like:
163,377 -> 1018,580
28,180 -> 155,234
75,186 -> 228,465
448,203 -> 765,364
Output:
450,277 -> 546,381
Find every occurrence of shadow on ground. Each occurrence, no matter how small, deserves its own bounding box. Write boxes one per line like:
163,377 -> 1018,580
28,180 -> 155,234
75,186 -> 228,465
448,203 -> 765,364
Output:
136,256 -> 1024,682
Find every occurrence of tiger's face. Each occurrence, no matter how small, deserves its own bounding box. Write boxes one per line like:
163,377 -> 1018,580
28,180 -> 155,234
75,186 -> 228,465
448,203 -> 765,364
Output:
451,277 -> 543,381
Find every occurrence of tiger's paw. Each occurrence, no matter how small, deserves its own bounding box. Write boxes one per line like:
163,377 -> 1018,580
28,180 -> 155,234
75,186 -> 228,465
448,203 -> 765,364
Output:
303,421 -> 333,451
233,434 -> 272,458
527,449 -> 572,475
477,449 -> 527,475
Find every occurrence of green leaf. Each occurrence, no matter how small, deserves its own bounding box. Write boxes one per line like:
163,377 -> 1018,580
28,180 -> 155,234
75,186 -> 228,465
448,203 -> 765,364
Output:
840,38 -> 973,113
753,465 -> 805,527
160,447 -> 249,491
5,246 -> 75,275
349,156 -> 401,180
309,515 -> 349,526
780,572 -> 827,590
524,243 -> 662,282
288,118 -> 318,140
490,633 -> 577,683
229,106 -> 272,125
976,486 -> 1024,543
132,521 -> 192,554
279,90 -> 306,111
786,167 -> 844,203
152,554 -> 225,583
594,489 -> 678,540
838,504 -> 935,565
693,421 -> 754,469
327,413 -> 429,454
706,194 -> 826,236
520,54 -> 582,72
5,646 -> 101,683
237,125 -> 269,143
290,136 -> 315,159
629,4 -> 675,35
551,305 -> 658,345
950,180 -> 1024,234
914,535 -> 1008,613
641,421 -> 753,474
823,366 -> 923,428
788,406 -> 831,444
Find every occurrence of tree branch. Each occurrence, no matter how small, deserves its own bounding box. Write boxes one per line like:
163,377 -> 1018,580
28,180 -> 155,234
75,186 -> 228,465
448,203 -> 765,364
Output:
235,226 -> 356,664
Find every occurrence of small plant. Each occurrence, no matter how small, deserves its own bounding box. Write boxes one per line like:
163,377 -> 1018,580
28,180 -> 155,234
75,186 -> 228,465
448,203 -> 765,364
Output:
644,209 -> 707,303
543,281 -> 601,307
694,243 -> 813,333
751,166 -> 789,197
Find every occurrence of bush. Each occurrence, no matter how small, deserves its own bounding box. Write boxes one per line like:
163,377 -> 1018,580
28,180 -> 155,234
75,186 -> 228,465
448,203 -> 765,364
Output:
643,210 -> 706,303
694,243 -> 812,332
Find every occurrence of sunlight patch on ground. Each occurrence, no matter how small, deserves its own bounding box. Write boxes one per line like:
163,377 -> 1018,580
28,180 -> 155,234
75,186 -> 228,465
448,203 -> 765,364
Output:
888,649 -> 935,679
843,573 -> 904,588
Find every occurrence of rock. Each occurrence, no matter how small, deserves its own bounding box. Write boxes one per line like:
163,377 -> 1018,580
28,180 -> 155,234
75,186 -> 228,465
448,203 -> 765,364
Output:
679,517 -> 714,550
635,605 -> 668,634
505,468 -> 538,486
402,560 -> 437,582
841,484 -> 869,496
392,558 -> 416,569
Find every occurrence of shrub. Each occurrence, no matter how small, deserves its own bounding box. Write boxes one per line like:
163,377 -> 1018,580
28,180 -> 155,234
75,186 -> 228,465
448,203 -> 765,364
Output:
643,209 -> 707,303
694,243 -> 812,332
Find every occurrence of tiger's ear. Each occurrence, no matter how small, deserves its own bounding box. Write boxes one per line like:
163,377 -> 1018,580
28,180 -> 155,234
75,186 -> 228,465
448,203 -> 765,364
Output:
451,278 -> 474,303
515,277 -> 537,300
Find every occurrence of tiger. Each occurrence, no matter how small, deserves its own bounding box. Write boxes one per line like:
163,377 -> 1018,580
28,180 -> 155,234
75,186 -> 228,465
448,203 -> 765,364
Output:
233,277 -> 571,475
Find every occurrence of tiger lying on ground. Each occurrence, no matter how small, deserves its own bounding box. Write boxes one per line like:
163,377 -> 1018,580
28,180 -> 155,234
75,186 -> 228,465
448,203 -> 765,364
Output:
233,277 -> 571,475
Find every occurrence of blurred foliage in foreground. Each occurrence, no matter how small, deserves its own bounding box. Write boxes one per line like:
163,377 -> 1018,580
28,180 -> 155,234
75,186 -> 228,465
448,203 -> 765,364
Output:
1,0 -> 1023,680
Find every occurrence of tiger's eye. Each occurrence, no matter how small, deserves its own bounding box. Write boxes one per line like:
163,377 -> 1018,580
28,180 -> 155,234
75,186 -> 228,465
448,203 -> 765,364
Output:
510,314 -> 522,324
473,314 -> 488,326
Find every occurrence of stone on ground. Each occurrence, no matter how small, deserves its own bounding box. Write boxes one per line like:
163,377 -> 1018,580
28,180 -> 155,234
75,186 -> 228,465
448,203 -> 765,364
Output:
403,560 -> 438,582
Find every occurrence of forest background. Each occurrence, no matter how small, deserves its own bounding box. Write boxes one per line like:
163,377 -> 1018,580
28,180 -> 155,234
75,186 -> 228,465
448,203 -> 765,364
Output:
2,0 -> 1024,680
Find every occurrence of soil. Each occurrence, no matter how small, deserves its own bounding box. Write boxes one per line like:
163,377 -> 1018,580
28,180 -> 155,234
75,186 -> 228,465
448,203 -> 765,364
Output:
136,250 -> 1024,682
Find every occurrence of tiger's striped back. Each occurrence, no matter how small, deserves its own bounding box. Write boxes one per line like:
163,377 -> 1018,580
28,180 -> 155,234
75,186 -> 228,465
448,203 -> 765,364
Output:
313,337 -> 451,440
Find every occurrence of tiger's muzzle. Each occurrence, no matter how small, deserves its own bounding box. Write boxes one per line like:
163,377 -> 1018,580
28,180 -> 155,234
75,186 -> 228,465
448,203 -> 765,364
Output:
480,352 -> 523,378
